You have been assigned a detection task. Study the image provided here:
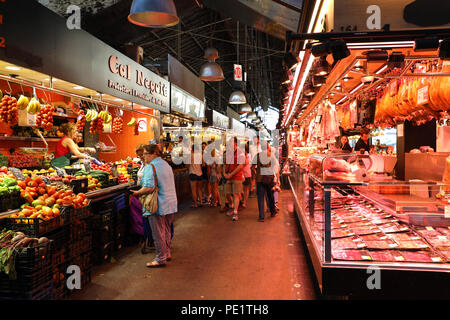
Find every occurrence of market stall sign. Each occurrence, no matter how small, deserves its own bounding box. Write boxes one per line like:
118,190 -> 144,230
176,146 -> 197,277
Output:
234,64 -> 243,81
231,118 -> 246,136
212,110 -> 229,130
137,118 -> 148,133
170,85 -> 205,121
334,0 -> 450,32
0,0 -> 170,113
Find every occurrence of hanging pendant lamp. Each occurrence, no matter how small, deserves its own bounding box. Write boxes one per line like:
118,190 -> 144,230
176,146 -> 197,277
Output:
128,0 -> 179,28
229,90 -> 247,104
199,48 -> 225,82
238,103 -> 252,114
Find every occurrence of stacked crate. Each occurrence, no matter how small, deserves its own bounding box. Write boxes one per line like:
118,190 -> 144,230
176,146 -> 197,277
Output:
112,193 -> 129,252
91,200 -> 114,265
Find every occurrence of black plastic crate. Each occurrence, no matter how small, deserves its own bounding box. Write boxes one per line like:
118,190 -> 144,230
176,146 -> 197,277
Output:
0,264 -> 52,292
70,178 -> 88,194
15,240 -> 53,273
91,210 -> 113,230
114,238 -> 125,252
114,223 -> 126,239
52,247 -> 66,267
69,219 -> 90,241
69,250 -> 92,273
92,241 -> 113,265
46,227 -> 69,251
5,207 -> 71,237
72,200 -> 92,221
0,281 -> 53,300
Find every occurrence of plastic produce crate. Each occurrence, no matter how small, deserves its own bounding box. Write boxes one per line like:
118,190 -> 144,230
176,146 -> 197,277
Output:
92,241 -> 113,265
15,240 -> 53,273
72,200 -> 92,221
69,178 -> 88,194
5,207 -> 71,237
0,281 -> 53,300
46,227 -> 69,251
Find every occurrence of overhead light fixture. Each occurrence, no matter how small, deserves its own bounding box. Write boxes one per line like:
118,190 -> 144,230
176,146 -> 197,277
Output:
414,37 -> 440,51
330,40 -> 350,62
284,52 -> 298,70
312,75 -> 326,87
228,90 -> 247,104
364,50 -> 389,62
439,38 -> 450,60
73,86 -> 84,90
238,103 -> 252,114
388,52 -> 405,69
335,83 -> 342,90
128,0 -> 179,28
199,48 -> 225,82
304,82 -> 316,96
313,56 -> 330,76
5,66 -> 21,71
342,75 -> 353,82
353,63 -> 364,72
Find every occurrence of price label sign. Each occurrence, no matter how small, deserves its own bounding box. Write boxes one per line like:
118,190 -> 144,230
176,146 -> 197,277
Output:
8,167 -> 25,181
234,64 -> 243,81
417,86 -> 429,106
445,205 -> 450,219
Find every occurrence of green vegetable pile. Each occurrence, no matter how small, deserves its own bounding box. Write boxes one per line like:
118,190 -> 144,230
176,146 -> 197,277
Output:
0,154 -> 7,168
0,177 -> 20,197
75,170 -> 110,187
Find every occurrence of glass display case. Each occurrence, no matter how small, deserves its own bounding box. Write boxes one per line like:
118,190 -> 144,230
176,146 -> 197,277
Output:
289,153 -> 450,298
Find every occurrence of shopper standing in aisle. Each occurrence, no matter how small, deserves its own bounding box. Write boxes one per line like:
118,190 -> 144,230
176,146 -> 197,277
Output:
252,141 -> 277,222
201,142 -> 211,205
129,144 -> 155,254
224,137 -> 244,221
250,135 -> 262,197
241,143 -> 252,209
187,144 -> 203,208
131,144 -> 178,267
207,148 -> 221,207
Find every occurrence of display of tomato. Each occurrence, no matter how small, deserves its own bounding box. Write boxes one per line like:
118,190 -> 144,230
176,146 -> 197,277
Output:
112,117 -> 123,134
0,95 -> 18,125
89,117 -> 103,134
36,104 -> 54,130
76,109 -> 86,132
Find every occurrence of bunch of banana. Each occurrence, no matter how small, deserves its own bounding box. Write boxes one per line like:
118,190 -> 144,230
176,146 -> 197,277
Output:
98,111 -> 113,124
17,95 -> 30,110
127,117 -> 137,126
26,97 -> 41,114
85,109 -> 98,121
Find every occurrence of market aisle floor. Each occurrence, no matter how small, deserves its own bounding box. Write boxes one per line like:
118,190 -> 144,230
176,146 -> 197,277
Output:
70,190 -> 319,300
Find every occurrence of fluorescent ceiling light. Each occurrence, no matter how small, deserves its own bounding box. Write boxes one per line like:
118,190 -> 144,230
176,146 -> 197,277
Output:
5,66 -> 21,71
73,86 -> 84,90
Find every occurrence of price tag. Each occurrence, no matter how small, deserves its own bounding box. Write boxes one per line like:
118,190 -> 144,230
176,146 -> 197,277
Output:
8,167 -> 25,180
417,86 -> 429,106
425,226 -> 434,230
431,257 -> 442,262
394,256 -> 405,261
389,243 -> 398,248
362,255 -> 372,260
397,124 -> 404,137
357,243 -> 366,248
445,205 -> 450,219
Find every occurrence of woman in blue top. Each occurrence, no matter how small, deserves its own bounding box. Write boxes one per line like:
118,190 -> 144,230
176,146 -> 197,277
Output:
131,144 -> 178,267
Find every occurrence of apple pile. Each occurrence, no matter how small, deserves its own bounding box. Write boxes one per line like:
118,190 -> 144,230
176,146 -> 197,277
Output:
0,95 -> 18,125
36,104 -> 55,131
90,162 -> 112,174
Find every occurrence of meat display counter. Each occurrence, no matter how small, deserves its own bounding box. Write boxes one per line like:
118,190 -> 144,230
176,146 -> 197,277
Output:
289,153 -> 450,298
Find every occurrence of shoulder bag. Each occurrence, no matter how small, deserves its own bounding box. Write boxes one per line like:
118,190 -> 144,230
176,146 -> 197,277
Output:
258,153 -> 275,187
139,164 -> 159,214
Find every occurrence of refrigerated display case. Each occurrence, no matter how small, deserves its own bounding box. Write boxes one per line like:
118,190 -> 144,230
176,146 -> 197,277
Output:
289,153 -> 450,298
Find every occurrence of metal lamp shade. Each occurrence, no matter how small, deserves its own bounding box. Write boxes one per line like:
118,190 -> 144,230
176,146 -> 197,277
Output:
247,112 -> 257,119
199,62 -> 225,82
204,48 -> 219,60
238,103 -> 252,114
128,0 -> 179,28
228,90 -> 247,104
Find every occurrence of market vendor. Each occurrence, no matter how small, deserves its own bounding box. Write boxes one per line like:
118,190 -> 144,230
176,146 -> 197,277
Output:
340,136 -> 353,152
354,128 -> 371,154
51,122 -> 96,168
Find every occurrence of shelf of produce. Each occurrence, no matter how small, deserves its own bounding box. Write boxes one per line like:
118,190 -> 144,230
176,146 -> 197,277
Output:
0,136 -> 60,142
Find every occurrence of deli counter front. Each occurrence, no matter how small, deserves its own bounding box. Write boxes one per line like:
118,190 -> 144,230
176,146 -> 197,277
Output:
289,153 -> 450,299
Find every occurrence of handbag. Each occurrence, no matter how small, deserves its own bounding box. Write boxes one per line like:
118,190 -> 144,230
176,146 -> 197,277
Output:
257,153 -> 275,187
139,164 -> 159,214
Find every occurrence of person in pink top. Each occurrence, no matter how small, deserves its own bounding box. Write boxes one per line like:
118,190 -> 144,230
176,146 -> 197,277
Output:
241,142 -> 252,209
223,137 -> 244,221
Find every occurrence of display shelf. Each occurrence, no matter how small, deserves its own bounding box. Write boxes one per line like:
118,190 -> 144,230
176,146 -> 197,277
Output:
0,136 -> 60,142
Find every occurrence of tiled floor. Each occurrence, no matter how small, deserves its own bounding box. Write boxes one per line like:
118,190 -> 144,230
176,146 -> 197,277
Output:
70,190 -> 320,300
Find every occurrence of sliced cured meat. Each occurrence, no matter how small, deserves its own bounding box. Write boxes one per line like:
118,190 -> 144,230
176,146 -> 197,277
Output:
331,229 -> 355,239
370,218 -> 398,225
378,223 -> 410,234
424,236 -> 450,249
345,221 -> 374,228
364,240 -> 398,250
339,217 -> 369,224
332,237 -> 367,250
395,240 -> 430,250
368,250 -> 399,262
351,226 -> 382,236
332,249 -> 372,261
437,227 -> 450,238
385,232 -> 421,242
360,234 -> 389,241
397,250 -> 443,263
437,250 -> 450,262
415,227 -> 442,239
